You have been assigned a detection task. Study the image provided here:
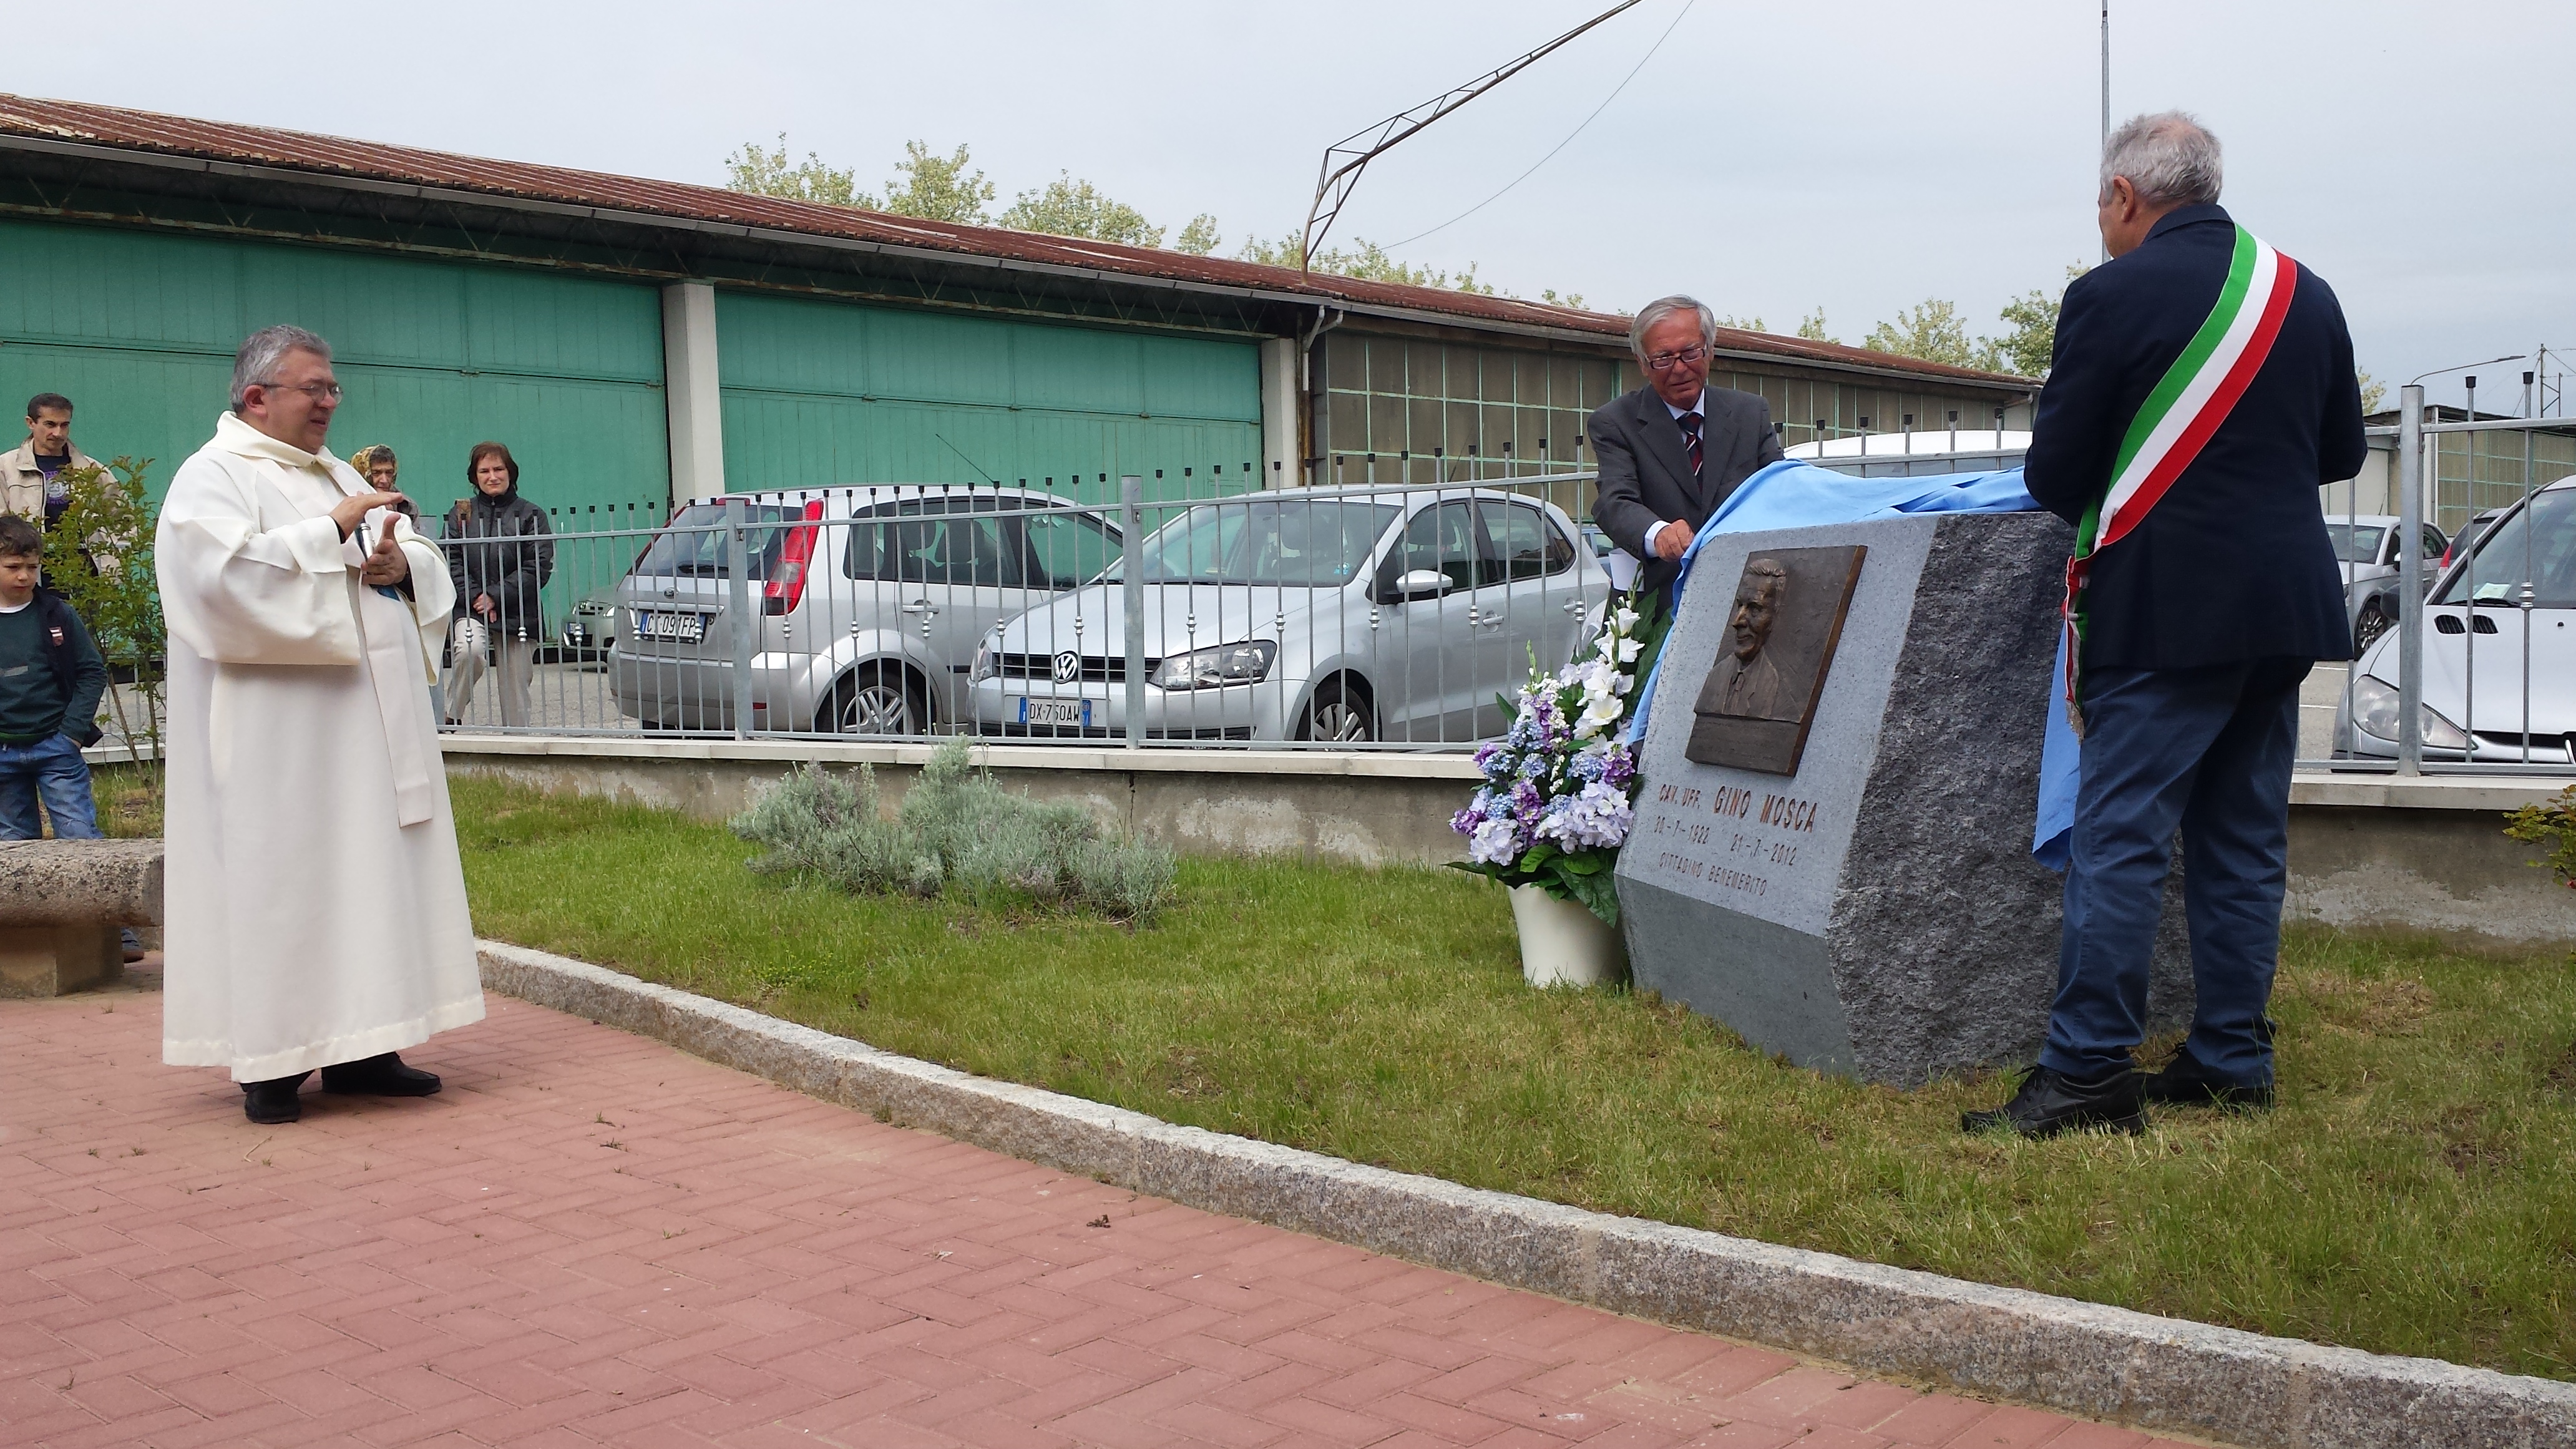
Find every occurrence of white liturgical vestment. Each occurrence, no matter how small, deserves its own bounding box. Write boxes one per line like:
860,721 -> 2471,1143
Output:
157,412 -> 482,1081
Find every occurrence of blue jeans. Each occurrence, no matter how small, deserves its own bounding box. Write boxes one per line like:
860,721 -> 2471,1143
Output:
0,731 -> 100,840
2039,658 -> 2310,1087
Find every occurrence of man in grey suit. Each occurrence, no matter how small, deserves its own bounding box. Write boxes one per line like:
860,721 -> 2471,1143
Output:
1589,295 -> 1785,602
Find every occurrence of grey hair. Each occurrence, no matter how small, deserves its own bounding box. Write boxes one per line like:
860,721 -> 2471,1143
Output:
1629,294 -> 1718,362
230,324 -> 333,412
2099,111 -> 2222,208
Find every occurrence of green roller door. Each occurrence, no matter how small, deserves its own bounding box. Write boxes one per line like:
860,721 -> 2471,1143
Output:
0,218 -> 670,525
715,291 -> 1261,505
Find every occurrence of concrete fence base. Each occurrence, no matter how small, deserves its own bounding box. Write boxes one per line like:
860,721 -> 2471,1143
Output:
479,939 -> 2576,1449
444,736 -> 2576,948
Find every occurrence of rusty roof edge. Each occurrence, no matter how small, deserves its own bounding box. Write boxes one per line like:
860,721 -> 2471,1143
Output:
0,127 -> 2036,394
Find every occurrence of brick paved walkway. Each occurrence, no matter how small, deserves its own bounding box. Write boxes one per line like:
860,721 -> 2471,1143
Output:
2,974 -> 2212,1449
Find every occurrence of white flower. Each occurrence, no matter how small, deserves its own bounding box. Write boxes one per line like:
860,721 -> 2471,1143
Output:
1616,637 -> 1641,663
1468,815 -> 1523,864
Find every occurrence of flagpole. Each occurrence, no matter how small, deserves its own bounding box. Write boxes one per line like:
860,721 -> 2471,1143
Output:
2099,2 -> 2110,265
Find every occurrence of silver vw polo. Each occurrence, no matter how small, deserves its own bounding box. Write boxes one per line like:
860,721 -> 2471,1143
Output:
965,488 -> 1609,744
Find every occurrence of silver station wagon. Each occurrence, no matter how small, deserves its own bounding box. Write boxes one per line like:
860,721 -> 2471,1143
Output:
610,485 -> 1120,733
964,488 -> 1609,743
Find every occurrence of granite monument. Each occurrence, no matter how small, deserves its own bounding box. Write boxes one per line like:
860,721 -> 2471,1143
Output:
1614,510 -> 2190,1086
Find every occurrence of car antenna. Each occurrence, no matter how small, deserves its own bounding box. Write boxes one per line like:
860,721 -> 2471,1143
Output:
933,434 -> 1000,485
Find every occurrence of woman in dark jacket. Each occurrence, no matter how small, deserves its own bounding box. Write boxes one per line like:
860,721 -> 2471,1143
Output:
441,441 -> 552,726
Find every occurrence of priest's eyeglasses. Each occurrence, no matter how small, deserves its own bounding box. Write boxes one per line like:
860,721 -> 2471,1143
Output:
1643,345 -> 1707,372
262,380 -> 345,402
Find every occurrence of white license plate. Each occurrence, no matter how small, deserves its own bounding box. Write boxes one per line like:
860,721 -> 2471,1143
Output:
637,611 -> 705,643
1017,698 -> 1092,728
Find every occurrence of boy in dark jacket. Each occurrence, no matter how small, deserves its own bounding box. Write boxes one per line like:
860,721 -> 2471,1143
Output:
0,512 -> 112,839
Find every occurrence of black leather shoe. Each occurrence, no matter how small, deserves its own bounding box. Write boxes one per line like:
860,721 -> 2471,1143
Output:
243,1072 -> 310,1124
320,1052 -> 442,1097
2142,1045 -> 2274,1110
1961,1065 -> 2145,1138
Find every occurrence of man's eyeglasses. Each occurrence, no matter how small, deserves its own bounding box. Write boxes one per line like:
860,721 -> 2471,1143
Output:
260,380 -> 344,403
1643,345 -> 1707,372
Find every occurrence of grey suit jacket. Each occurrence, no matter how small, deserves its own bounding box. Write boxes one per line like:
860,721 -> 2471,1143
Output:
1588,384 -> 1783,598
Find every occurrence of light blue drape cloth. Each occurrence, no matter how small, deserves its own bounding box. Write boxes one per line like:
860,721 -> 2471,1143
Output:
1619,459 -> 2079,869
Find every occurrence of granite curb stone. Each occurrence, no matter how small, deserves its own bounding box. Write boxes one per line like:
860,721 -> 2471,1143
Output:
477,938 -> 2576,1449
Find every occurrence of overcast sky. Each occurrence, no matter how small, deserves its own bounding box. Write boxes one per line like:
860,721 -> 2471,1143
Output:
47,1 -> 2574,404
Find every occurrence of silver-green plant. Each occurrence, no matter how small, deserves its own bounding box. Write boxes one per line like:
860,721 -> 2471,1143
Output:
731,737 -> 1174,922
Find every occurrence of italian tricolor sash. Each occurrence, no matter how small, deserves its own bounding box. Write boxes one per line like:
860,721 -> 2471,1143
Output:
2063,225 -> 2299,732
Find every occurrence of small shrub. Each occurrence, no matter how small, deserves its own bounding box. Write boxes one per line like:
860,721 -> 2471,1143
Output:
2503,784 -> 2576,890
731,738 -> 1175,922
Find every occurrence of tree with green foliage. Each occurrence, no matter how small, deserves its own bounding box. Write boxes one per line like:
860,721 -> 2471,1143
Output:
1002,172 -> 1163,246
1972,263 -> 2086,377
723,134 -> 863,207
1796,309 -> 1838,344
874,140 -> 995,225
1714,314 -> 1766,333
43,458 -> 165,800
724,135 -> 994,225
2357,369 -> 2388,414
1539,287 -> 1587,309
1865,298 -> 1976,368
1236,232 -> 1495,295
1173,214 -> 1221,257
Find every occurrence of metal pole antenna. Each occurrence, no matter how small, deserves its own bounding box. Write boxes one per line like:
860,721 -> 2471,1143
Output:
2395,385 -> 2425,776
1299,0 -> 1644,272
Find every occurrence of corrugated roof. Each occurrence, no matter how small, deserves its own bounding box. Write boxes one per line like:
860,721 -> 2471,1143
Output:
0,92 -> 2027,389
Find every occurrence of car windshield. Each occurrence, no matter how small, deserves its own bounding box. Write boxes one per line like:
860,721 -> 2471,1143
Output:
2323,523 -> 2386,564
1118,500 -> 1401,585
2434,487 -> 2576,608
632,502 -> 792,579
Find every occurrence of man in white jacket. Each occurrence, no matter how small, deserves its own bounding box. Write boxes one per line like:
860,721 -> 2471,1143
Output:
155,324 -> 482,1125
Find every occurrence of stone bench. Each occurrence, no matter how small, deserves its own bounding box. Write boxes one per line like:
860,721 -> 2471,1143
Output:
0,839 -> 163,997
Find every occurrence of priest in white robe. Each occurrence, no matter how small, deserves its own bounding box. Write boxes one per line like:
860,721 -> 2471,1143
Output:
157,324 -> 482,1125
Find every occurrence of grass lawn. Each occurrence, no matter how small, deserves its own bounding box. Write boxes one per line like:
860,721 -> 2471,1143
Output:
451,776 -> 2576,1381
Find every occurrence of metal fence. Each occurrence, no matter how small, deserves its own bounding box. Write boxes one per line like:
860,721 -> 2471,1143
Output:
2313,386 -> 2576,774
421,398 -> 2575,773
429,471 -> 1610,751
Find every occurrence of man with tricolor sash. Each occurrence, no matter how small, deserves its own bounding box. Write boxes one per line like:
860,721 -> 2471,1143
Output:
1964,112 -> 2366,1138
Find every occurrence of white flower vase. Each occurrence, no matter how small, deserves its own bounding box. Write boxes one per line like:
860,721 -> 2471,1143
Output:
1508,884 -> 1626,988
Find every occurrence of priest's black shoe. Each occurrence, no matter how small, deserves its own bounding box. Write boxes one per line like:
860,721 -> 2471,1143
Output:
2141,1045 -> 2274,1110
242,1072 -> 310,1125
320,1053 -> 442,1097
1960,1065 -> 2145,1138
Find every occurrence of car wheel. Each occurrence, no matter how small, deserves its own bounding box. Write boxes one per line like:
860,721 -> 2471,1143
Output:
1300,677 -> 1374,744
2353,602 -> 2391,651
827,666 -> 927,736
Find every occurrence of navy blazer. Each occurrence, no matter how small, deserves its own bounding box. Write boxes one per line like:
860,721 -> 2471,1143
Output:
1589,383 -> 1783,598
2025,203 -> 2366,670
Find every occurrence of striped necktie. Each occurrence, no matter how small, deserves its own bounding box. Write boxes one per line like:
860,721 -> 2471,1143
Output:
1679,411 -> 1704,478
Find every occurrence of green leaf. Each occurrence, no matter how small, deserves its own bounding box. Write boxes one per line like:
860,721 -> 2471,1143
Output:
1548,856 -> 1620,926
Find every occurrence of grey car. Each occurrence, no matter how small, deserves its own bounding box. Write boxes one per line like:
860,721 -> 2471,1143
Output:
964,488 -> 1609,743
609,485 -> 1120,733
2333,474 -> 2576,763
2329,513 -> 2446,650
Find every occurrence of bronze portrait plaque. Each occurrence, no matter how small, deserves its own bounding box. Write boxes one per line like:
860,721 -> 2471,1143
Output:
1684,545 -> 1867,776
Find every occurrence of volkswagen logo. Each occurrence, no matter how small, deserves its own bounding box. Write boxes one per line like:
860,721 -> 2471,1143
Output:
1051,651 -> 1082,684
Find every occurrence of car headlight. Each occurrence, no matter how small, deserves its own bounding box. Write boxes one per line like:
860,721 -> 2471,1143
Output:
970,643 -> 996,683
1149,640 -> 1276,690
2348,674 -> 2470,749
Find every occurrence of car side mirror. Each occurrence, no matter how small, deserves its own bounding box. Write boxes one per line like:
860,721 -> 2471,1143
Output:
1392,568 -> 1455,600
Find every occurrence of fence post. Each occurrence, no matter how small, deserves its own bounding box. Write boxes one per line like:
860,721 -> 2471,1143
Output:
2395,384 -> 2424,776
726,495 -> 754,742
1121,474 -> 1145,751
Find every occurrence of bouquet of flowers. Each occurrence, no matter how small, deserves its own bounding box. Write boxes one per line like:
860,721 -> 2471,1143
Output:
1449,590 -> 1658,925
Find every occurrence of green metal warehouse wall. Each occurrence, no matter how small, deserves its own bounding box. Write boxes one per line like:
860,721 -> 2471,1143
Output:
0,219 -> 670,522
715,292 -> 1262,506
